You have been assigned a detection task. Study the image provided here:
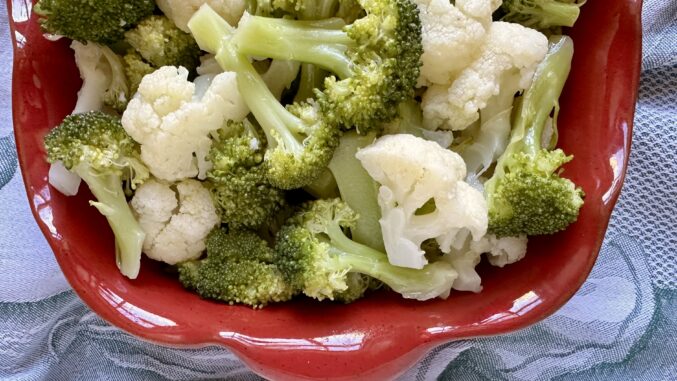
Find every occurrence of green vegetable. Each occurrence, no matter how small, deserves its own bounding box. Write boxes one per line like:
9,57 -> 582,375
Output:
208,0 -> 423,133
275,199 -> 457,301
44,111 -> 148,278
498,0 -> 584,31
189,5 -> 340,190
328,131 -> 384,251
178,228 -> 294,308
207,120 -> 287,229
122,51 -> 155,95
249,0 -> 363,22
484,36 -> 584,237
124,15 -> 201,71
34,0 -> 155,44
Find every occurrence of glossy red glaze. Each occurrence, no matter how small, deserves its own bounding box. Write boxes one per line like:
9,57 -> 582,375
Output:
9,0 -> 642,379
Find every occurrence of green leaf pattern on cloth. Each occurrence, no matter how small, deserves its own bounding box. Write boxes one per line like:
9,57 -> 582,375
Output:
0,1 -> 675,380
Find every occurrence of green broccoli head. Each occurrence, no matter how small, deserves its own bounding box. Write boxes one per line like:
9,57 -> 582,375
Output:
484,35 -> 584,237
178,228 -> 294,307
34,0 -> 155,44
207,0 -> 422,133
44,111 -> 147,184
124,15 -> 201,71
275,199 -> 457,301
498,0 -> 583,31
43,111 -> 148,279
487,150 -> 584,237
264,101 -> 340,189
122,50 -> 155,95
207,121 -> 287,229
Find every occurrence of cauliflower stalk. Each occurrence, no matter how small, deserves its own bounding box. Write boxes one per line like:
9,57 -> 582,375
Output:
121,66 -> 248,182
131,179 -> 220,265
156,0 -> 246,33
356,134 -> 488,269
70,41 -> 129,114
422,21 -> 548,131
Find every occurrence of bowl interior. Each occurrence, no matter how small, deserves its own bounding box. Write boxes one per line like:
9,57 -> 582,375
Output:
9,0 -> 641,380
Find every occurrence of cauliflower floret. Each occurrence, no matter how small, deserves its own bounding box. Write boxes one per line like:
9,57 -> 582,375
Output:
121,66 -> 248,181
413,0 -> 497,87
442,245 -> 483,293
356,134 -> 488,269
422,21 -> 548,130
131,178 -> 220,265
439,233 -> 528,293
156,0 -> 246,32
472,234 -> 529,267
70,41 -> 129,114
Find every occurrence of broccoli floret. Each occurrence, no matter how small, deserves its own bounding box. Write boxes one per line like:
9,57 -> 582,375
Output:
498,0 -> 584,31
178,228 -> 294,308
122,51 -> 155,95
207,120 -> 287,229
275,199 -> 458,301
189,6 -> 340,189
124,15 -> 202,71
201,0 -> 422,133
484,36 -> 584,237
34,0 -> 155,44
44,111 -> 149,279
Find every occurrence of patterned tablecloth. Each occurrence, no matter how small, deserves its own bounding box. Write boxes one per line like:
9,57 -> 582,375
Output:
1,1 -> 675,380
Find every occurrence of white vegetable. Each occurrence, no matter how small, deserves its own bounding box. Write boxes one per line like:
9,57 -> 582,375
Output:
121,66 -> 248,182
442,244 -> 483,293
48,161 -> 81,196
130,179 -> 220,265
356,134 -> 488,269
156,0 -> 246,32
440,234 -> 528,293
413,0 -> 495,86
70,41 -> 128,114
456,73 -> 523,178
422,22 -> 548,131
471,234 -> 529,268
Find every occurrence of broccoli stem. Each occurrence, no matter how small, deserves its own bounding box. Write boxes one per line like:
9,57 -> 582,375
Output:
304,168 -> 340,198
76,165 -> 145,279
325,222 -> 453,299
533,1 -> 581,28
218,44 -> 307,153
328,132 -> 384,251
299,0 -> 340,19
493,35 -> 574,177
189,6 -> 309,153
294,64 -> 327,103
233,15 -> 355,79
521,36 -> 574,155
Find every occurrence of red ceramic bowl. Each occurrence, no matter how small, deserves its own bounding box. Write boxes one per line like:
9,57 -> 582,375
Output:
9,0 -> 641,379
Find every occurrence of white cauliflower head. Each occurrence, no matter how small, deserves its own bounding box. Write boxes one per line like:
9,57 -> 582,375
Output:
130,178 -> 220,265
440,233 -> 528,293
471,234 -> 529,268
422,21 -> 549,130
121,66 -> 248,182
356,134 -> 488,269
156,0 -> 246,32
413,0 -> 498,87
